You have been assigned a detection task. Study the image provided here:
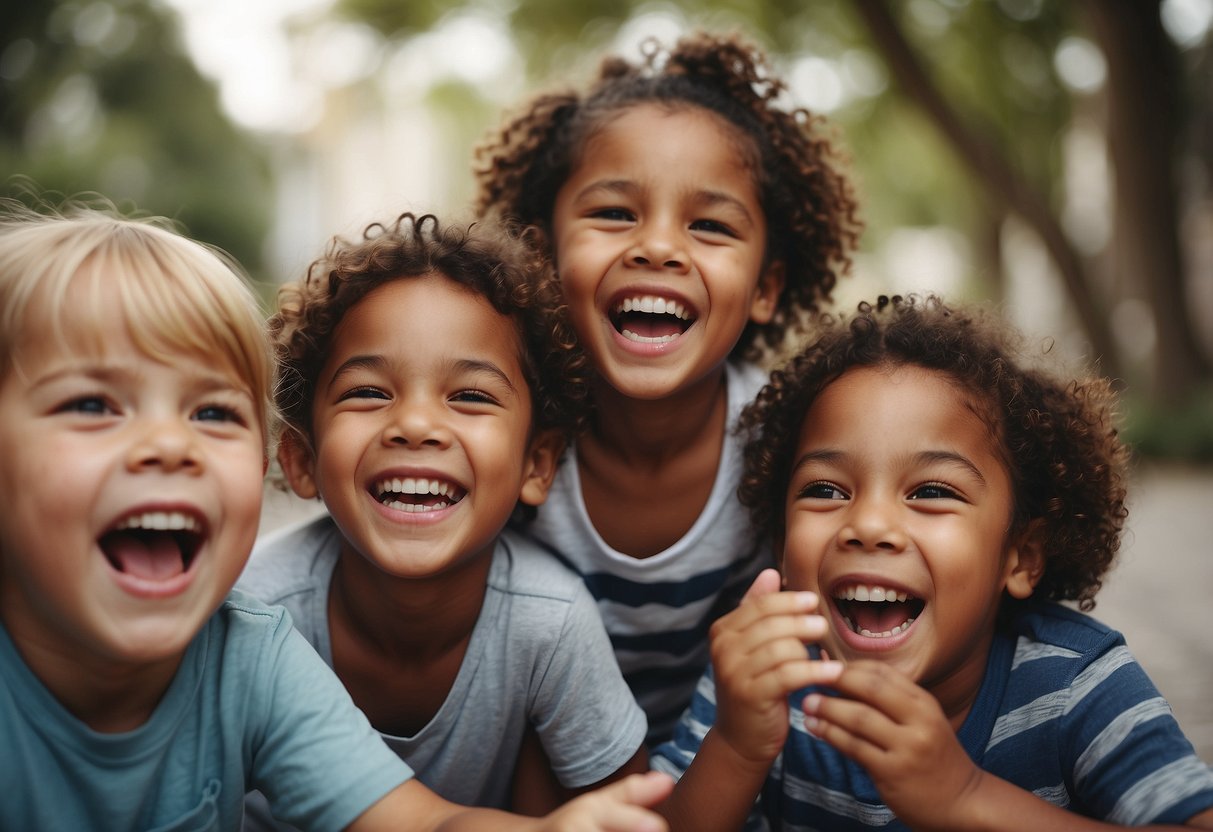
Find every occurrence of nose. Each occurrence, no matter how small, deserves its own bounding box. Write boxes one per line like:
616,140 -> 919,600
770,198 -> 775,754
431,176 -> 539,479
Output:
625,219 -> 689,273
383,398 -> 452,449
126,416 -> 202,474
838,494 -> 907,553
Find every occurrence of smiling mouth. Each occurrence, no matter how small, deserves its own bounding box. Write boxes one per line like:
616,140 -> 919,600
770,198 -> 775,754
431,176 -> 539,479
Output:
375,477 -> 466,512
610,295 -> 695,343
100,511 -> 203,580
834,584 -> 925,639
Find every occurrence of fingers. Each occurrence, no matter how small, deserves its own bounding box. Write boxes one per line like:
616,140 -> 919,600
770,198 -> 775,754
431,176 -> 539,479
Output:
561,772 -> 672,832
741,567 -> 783,602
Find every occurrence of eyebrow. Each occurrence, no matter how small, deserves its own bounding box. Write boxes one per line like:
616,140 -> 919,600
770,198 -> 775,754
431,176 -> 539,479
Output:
325,355 -> 518,394
575,179 -> 757,226
789,448 -> 988,485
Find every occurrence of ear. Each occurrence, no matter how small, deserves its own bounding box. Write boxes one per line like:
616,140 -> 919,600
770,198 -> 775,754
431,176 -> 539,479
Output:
276,428 -> 320,500
518,429 -> 565,507
748,260 -> 785,325
1003,519 -> 1046,600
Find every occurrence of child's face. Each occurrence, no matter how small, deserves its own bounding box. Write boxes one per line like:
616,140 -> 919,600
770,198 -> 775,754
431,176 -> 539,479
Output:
780,364 -> 1038,714
550,103 -> 783,400
284,274 -> 558,579
0,293 -> 266,672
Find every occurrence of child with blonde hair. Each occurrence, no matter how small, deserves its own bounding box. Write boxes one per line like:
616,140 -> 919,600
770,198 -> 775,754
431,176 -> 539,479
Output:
0,200 -> 670,831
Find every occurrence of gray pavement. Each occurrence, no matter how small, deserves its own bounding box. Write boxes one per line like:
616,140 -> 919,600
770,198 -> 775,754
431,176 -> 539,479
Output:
1094,462 -> 1213,765
256,461 -> 1213,764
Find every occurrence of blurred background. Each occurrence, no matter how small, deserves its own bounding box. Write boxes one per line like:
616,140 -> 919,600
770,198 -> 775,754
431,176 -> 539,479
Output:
4,0 -> 1211,762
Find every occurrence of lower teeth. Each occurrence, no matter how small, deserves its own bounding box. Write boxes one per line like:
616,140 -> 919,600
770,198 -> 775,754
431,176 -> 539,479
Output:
846,617 -> 915,639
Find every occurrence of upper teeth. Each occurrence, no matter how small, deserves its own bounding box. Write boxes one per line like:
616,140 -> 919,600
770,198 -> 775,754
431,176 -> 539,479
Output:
377,477 -> 456,498
836,585 -> 910,603
617,296 -> 690,320
115,511 -> 199,532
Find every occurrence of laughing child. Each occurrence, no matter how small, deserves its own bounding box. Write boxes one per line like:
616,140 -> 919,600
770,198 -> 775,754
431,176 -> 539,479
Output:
474,30 -> 862,745
237,212 -> 650,826
0,200 -> 670,831
652,295 -> 1213,830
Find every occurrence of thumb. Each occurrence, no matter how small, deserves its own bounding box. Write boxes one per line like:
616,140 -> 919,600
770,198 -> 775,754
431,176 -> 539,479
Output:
742,567 -> 783,603
606,771 -> 674,809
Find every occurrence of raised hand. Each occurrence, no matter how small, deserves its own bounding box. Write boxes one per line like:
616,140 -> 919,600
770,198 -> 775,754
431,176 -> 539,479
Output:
711,568 -> 840,766
802,661 -> 983,830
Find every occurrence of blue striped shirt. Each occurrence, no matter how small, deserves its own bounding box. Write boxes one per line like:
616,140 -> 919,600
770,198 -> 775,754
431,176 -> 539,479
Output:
521,361 -> 773,746
653,602 -> 1213,828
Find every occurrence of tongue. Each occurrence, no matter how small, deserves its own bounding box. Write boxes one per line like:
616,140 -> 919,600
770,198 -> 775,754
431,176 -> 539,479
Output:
104,531 -> 185,580
620,312 -> 684,339
851,602 -> 912,635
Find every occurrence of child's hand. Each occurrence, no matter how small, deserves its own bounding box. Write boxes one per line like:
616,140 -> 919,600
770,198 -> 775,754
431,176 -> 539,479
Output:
803,661 -> 984,830
536,771 -> 673,832
711,568 -> 839,767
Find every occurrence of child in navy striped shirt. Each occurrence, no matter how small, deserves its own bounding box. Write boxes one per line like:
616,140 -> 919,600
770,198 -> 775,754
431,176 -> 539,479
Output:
653,295 -> 1213,830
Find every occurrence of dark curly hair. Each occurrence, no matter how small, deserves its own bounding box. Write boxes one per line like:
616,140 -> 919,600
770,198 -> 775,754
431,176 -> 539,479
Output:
473,30 -> 862,362
738,295 -> 1129,612
270,213 -> 590,517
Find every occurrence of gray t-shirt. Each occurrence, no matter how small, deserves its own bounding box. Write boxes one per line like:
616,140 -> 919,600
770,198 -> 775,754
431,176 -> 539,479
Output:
237,517 -> 646,826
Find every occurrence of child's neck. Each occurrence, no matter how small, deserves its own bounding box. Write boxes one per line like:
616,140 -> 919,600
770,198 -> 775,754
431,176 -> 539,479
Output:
327,541 -> 493,737
577,367 -> 729,557
11,630 -> 181,733
586,365 -> 728,467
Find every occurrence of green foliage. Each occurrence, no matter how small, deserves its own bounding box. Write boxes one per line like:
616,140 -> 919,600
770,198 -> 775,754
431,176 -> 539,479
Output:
1122,385 -> 1213,463
0,0 -> 273,286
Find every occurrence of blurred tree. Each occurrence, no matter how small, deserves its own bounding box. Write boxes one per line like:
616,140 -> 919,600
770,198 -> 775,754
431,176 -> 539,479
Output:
0,0 -> 273,285
338,0 -> 1213,403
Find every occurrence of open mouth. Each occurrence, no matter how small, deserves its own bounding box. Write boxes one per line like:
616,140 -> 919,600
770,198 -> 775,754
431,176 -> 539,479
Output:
833,584 -> 925,639
610,295 -> 695,344
375,476 -> 465,513
100,511 -> 204,580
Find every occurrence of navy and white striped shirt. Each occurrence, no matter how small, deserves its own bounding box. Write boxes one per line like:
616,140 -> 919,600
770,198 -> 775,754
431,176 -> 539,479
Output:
522,361 -> 773,746
653,602 -> 1213,829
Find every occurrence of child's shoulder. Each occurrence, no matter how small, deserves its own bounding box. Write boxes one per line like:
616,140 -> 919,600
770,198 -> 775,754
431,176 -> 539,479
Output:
1007,600 -> 1125,657
490,526 -> 590,606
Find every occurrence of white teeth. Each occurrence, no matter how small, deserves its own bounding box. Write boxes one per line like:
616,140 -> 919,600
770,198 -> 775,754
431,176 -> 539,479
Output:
837,584 -> 909,603
115,512 -> 200,532
377,477 -> 455,498
382,498 -> 452,513
848,618 -> 916,639
621,328 -> 680,344
617,295 -> 690,320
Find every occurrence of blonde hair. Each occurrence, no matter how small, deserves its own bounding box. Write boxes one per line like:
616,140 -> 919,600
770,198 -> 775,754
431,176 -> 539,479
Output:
0,199 -> 274,437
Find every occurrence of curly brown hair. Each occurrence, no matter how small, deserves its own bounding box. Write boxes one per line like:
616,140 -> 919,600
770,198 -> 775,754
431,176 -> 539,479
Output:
270,212 -> 589,469
472,30 -> 862,362
738,295 -> 1130,612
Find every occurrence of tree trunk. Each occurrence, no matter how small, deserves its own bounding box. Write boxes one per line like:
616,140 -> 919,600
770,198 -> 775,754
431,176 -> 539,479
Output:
853,0 -> 1124,381
1083,0 -> 1211,403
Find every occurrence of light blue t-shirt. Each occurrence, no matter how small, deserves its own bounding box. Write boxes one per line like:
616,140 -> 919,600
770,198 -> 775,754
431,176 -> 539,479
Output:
0,590 -> 412,832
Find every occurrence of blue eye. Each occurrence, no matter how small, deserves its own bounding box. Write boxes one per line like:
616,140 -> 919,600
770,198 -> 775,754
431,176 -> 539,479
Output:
194,404 -> 244,424
58,396 -> 112,416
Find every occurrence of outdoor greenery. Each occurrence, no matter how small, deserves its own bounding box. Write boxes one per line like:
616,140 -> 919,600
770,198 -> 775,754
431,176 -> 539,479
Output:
5,0 -> 1211,458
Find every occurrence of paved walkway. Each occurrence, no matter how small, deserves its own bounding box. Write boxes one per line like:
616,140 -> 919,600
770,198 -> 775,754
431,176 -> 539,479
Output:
1094,461 -> 1213,764
257,461 -> 1213,764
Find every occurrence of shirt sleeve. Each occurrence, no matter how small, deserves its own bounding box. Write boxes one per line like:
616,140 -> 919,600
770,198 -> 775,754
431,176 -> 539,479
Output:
249,614 -> 413,832
1061,643 -> 1213,824
650,665 -> 717,780
530,582 -> 648,787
